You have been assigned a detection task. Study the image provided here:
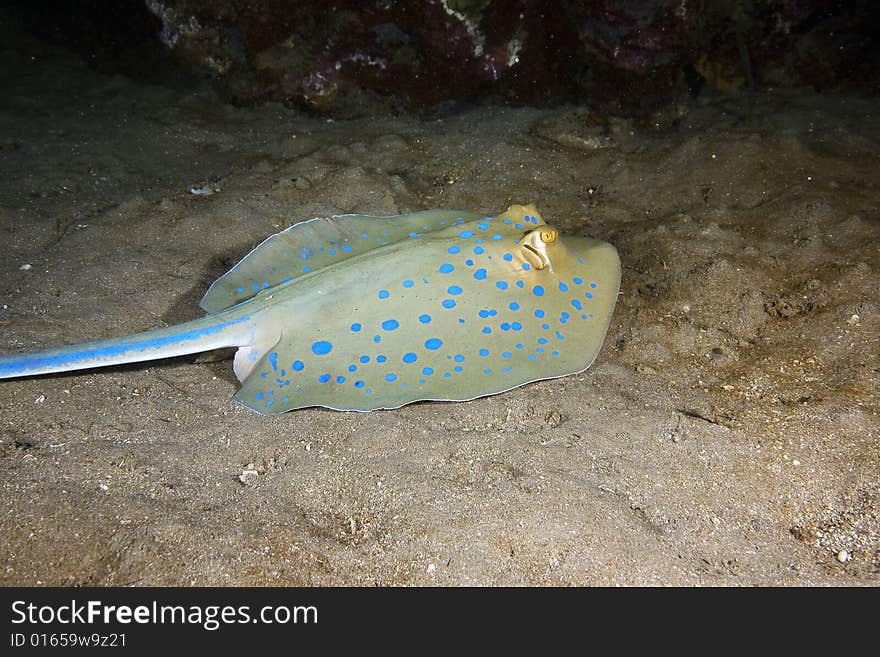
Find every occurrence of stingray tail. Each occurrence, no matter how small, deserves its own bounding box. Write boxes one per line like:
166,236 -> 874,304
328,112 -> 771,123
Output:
0,311 -> 255,380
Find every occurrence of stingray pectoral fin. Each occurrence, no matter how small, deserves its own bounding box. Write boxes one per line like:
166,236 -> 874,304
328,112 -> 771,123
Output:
233,331 -> 376,414
200,209 -> 484,314
232,343 -> 298,414
564,236 -> 621,372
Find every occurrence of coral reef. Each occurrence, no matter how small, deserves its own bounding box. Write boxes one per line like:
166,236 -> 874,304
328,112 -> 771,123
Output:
8,1 -> 878,115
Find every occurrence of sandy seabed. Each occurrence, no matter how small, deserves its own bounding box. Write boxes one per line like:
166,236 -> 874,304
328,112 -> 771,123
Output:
0,45 -> 877,586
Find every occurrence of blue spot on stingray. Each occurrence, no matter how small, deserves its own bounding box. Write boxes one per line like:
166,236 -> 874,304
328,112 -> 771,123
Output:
448,285 -> 463,295
561,312 -> 570,323
442,299 -> 456,309
459,230 -> 474,238
409,232 -> 420,238
535,309 -> 545,318
591,283 -> 597,288
403,279 -> 414,288
403,352 -> 418,364
422,367 -> 434,376
256,392 -> 264,400
419,313 -> 432,324
477,221 -> 489,230
458,318 -> 465,323
355,380 -> 365,388
503,218 -> 512,224
360,355 -> 370,364
511,321 -> 522,331
350,322 -> 362,332
282,277 -> 292,283
361,233 -> 369,239
425,338 -> 443,350
236,287 -> 245,294
454,354 -> 465,363
385,373 -> 397,382
533,285 -> 545,297
329,249 -> 337,256
516,343 -> 524,349
496,281 -> 508,290
509,302 -> 520,311
465,259 -> 474,266
474,246 -> 485,255
514,223 -> 524,229
318,374 -> 331,384
378,289 -> 390,299
383,231 -> 390,237
542,323 -> 551,330
382,319 -> 400,331
502,351 -> 512,359
538,337 -> 548,345
292,360 -> 304,371
373,335 -> 382,343
516,280 -> 524,288
553,351 -> 560,357
348,364 -> 357,372
268,352 -> 278,371
479,348 -> 489,357
479,310 -> 490,318
482,326 -> 491,334
586,292 -> 593,298
303,265 -> 312,273
491,234 -> 503,241
251,284 -> 260,292
578,257 -> 585,264
377,355 -> 387,363
342,245 -> 352,252
476,238 -> 484,244
439,263 -> 454,274
560,282 -> 569,292
336,375 -> 346,384
484,369 -> 493,374
572,299 -> 583,310
573,277 -> 583,285
503,253 -> 513,262
448,245 -> 461,254
454,365 -> 463,372
501,322 -> 511,331
474,269 -> 487,280
556,330 -> 565,340
311,341 -> 333,356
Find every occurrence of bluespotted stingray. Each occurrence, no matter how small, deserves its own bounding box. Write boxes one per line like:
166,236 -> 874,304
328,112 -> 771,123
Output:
0,204 -> 620,413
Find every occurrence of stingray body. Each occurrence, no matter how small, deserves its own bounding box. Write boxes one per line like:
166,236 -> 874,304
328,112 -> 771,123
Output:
0,204 -> 620,413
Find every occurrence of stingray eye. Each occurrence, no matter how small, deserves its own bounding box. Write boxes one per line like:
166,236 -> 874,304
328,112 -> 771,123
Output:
540,229 -> 558,244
